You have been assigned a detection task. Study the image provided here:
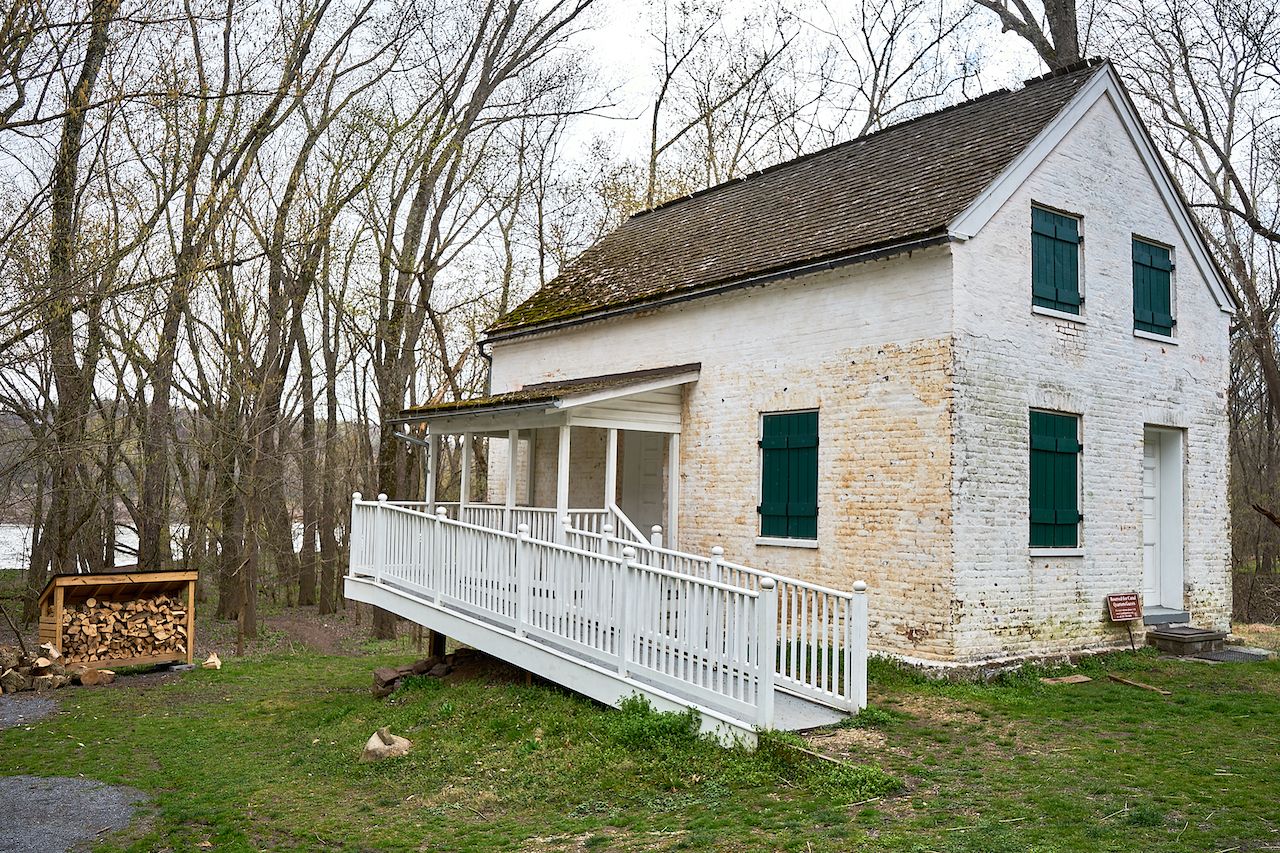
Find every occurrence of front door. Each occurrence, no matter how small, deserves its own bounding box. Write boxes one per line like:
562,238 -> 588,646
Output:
620,431 -> 665,534
1142,429 -> 1184,610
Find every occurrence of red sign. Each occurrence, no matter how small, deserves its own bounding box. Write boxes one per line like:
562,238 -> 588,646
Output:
1106,592 -> 1143,622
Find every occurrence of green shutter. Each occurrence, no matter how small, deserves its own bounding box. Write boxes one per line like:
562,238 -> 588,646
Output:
1029,411 -> 1080,548
1133,239 -> 1173,336
1031,207 -> 1081,314
759,411 -> 819,540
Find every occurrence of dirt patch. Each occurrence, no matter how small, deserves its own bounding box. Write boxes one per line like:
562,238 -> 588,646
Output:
0,775 -> 145,853
518,828 -> 687,852
885,692 -> 984,726
805,725 -> 889,759
265,610 -> 357,655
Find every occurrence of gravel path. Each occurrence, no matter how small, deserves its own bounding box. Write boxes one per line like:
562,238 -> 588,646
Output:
0,776 -> 144,853
0,694 -> 57,730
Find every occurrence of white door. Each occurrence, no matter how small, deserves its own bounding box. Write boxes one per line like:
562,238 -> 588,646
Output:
620,431 -> 665,533
1142,429 -> 1184,610
1142,435 -> 1161,608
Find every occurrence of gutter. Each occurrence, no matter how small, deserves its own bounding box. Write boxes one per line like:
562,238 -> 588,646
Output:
482,232 -> 951,346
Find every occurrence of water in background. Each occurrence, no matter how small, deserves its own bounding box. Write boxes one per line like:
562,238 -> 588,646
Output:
0,524 -> 142,572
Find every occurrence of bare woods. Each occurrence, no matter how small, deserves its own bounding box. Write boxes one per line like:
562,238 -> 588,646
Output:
2,0 -> 1280,635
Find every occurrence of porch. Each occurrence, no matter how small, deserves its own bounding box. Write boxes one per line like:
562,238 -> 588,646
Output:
349,365 -> 869,742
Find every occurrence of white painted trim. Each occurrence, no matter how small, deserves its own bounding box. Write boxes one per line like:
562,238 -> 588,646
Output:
555,425 -> 571,541
1029,547 -> 1084,558
1032,305 -> 1085,324
555,370 -> 701,409
1133,329 -> 1178,345
459,432 -> 472,508
948,64 -> 1236,315
604,428 -> 618,507
756,537 -> 819,549
666,432 -> 680,549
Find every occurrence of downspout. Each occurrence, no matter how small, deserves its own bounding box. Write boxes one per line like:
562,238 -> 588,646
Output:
477,337 -> 493,396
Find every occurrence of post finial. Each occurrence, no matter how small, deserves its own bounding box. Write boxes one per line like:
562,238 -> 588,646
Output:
651,525 -> 662,534
711,545 -> 724,557
602,523 -> 614,534
517,523 -> 530,535
760,576 -> 776,590
436,506 -> 448,517
853,580 -> 868,593
352,491 -> 362,502
377,493 -> 388,503
622,546 -> 636,560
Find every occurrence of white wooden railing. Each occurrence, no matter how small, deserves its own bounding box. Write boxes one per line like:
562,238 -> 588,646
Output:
350,495 -> 798,727
560,520 -> 868,712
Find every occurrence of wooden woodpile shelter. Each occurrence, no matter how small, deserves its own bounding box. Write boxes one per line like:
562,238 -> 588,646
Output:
37,570 -> 197,668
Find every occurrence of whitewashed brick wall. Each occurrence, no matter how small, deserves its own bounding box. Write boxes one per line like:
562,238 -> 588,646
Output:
949,95 -> 1233,662
490,249 -> 961,660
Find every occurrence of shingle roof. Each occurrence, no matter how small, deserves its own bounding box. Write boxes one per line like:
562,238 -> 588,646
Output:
489,61 -> 1104,336
399,363 -> 701,418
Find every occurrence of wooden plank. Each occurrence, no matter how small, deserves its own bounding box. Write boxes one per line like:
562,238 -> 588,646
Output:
186,579 -> 196,665
53,571 -> 198,588
53,585 -> 65,654
1040,674 -> 1092,685
63,652 -> 183,669
1107,673 -> 1170,695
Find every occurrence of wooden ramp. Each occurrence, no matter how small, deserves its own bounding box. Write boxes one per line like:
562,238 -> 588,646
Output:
346,499 -> 867,745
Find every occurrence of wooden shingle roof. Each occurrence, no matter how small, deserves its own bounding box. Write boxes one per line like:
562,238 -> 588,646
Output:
490,61 -> 1104,337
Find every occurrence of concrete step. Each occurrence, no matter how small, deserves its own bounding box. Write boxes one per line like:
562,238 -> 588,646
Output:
1147,625 -> 1226,657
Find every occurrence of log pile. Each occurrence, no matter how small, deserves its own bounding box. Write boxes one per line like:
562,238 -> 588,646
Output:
0,643 -> 115,693
60,595 -> 188,663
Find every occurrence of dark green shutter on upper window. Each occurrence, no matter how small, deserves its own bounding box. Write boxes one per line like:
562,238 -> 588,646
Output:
1133,239 -> 1174,336
1029,411 -> 1081,549
759,411 -> 818,540
1031,207 -> 1082,314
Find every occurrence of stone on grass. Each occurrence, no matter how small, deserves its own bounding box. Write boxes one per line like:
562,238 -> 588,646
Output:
360,726 -> 412,763
427,663 -> 451,678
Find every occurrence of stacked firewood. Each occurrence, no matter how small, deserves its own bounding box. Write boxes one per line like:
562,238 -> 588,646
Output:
0,643 -> 115,693
60,595 -> 188,662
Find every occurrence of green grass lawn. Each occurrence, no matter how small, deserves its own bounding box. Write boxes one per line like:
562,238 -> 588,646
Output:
1,646 -> 1277,852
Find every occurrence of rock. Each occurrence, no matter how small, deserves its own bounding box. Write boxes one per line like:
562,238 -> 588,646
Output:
372,667 -> 401,688
370,683 -> 395,699
359,726 -> 412,762
410,657 -> 440,675
427,663 -> 451,678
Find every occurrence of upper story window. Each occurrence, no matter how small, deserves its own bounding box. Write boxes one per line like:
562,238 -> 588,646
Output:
1031,206 -> 1082,315
1133,238 -> 1174,337
758,410 -> 818,541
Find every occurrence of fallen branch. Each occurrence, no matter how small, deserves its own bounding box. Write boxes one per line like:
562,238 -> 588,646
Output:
0,603 -> 28,658
1107,674 -> 1171,696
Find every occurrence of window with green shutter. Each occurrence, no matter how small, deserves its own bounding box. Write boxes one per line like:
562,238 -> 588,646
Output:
759,411 -> 818,540
1031,206 -> 1082,314
1133,238 -> 1174,336
1029,410 -> 1081,549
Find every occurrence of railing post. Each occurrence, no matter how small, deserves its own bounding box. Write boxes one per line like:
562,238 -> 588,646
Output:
757,577 -> 777,729
850,580 -> 868,712
617,547 -> 636,676
350,492 -> 363,575
516,523 -> 531,638
434,507 -> 448,604
601,523 -> 615,558
710,545 -> 724,585
562,516 -> 572,545
374,493 -> 388,584
650,525 -> 662,548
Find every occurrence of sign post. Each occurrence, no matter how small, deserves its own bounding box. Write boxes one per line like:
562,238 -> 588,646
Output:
1106,592 -> 1143,650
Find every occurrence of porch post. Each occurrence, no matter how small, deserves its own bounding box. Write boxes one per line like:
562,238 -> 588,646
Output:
604,428 -> 618,509
460,432 -> 472,517
666,432 -> 680,549
505,428 -> 519,532
425,432 -> 439,512
556,424 -> 571,543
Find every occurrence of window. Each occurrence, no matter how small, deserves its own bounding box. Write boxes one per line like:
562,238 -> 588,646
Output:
1031,206 -> 1082,315
1133,238 -> 1174,337
1029,410 -> 1081,548
758,410 -> 818,540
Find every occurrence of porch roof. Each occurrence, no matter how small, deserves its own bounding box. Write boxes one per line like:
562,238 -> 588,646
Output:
395,363 -> 700,434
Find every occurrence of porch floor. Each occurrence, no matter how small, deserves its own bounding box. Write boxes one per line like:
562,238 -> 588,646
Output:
356,573 -> 848,736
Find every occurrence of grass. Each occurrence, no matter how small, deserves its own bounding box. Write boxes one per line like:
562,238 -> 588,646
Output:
1,644 -> 1278,851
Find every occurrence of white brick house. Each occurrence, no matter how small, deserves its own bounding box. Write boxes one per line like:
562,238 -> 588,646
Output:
398,61 -> 1236,665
